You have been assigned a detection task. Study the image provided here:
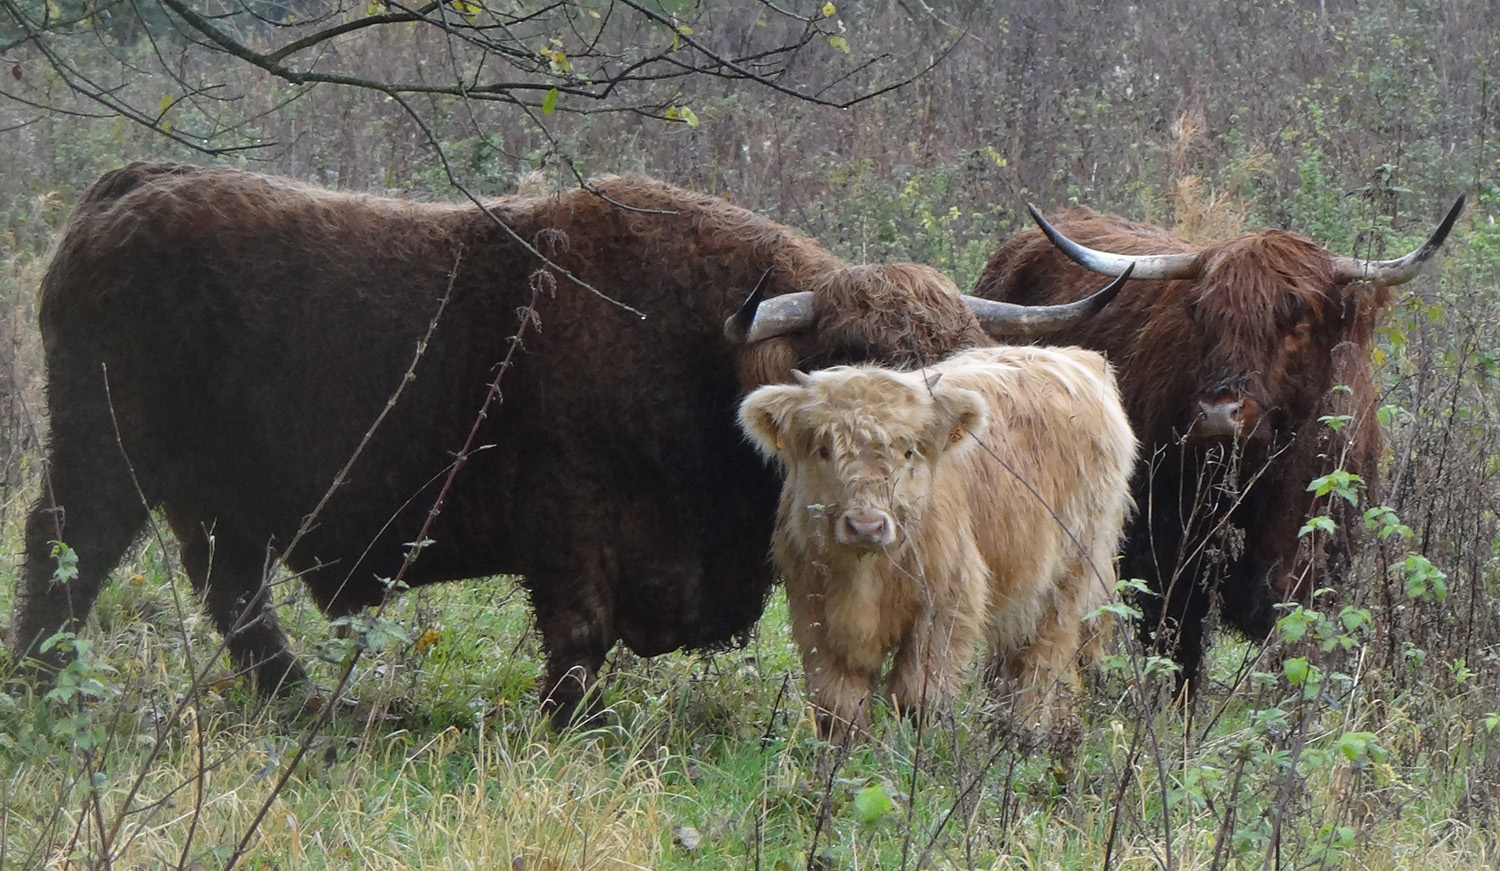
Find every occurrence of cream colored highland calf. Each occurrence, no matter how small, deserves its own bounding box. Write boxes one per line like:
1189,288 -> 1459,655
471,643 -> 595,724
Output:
738,346 -> 1138,738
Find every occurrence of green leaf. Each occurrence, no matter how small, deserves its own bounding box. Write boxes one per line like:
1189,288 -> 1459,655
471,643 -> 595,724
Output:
1338,606 -> 1372,635
50,541 -> 79,584
1362,506 -> 1412,540
1299,515 -> 1336,538
1086,601 -> 1143,622
1283,657 -> 1310,686
1276,608 -> 1317,644
1336,731 -> 1386,764
828,34 -> 851,53
853,783 -> 894,825
1307,469 -> 1363,506
542,88 -> 558,115
1398,554 -> 1448,602
1318,413 -> 1353,432
1144,655 -> 1180,678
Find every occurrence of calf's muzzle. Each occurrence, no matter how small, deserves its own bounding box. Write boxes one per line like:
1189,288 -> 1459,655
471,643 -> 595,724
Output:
836,510 -> 896,550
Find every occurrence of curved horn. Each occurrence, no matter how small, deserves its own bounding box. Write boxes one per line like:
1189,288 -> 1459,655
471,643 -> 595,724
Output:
967,264 -> 1134,339
1028,203 -> 1201,281
1332,194 -> 1466,285
723,270 -> 816,344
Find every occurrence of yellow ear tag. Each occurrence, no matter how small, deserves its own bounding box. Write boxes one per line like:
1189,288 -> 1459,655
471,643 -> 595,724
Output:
947,424 -> 966,445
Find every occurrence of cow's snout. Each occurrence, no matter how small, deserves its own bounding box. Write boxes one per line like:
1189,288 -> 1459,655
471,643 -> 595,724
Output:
836,510 -> 896,549
1193,392 -> 1262,441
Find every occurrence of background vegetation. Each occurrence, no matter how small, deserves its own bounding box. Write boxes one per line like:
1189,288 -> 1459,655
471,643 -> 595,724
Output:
1,0 -> 1498,868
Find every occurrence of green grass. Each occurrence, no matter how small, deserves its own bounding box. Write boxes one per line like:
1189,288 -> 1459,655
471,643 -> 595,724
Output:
2,526 -> 1498,870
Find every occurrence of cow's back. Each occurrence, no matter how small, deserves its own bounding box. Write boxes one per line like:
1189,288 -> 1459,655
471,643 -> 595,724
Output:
32,164 -> 785,649
930,347 -> 1137,650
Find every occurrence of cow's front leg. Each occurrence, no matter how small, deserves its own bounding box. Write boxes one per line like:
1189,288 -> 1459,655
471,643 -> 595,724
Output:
528,552 -> 616,730
786,576 -> 878,741
169,517 -> 307,697
887,608 -> 975,724
802,646 -> 877,742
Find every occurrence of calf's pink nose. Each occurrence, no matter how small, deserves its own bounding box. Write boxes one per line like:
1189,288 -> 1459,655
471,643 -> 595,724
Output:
838,511 -> 892,547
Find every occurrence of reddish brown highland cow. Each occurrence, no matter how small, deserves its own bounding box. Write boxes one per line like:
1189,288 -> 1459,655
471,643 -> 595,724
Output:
11,162 -> 1123,724
973,198 -> 1462,692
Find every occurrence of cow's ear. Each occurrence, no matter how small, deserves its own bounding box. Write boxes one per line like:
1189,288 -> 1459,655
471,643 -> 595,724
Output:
738,383 -> 807,459
931,385 -> 988,454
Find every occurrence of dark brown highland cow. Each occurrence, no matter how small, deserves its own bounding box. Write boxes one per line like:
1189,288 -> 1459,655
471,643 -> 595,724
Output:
11,162 -> 1122,724
972,198 -> 1463,693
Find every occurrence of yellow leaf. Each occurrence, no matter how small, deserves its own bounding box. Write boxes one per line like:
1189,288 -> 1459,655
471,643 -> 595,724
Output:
365,0 -> 383,14
664,106 -> 699,126
542,46 -> 571,73
449,0 -> 482,18
822,2 -> 836,17
828,34 -> 850,53
159,94 -> 173,112
413,628 -> 442,655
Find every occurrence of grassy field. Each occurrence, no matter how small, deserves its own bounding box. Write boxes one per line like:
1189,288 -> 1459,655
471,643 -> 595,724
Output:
0,519 -> 1497,870
3,0 -> 1500,868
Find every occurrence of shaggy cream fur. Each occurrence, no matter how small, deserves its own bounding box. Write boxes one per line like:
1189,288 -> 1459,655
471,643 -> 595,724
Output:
740,346 -> 1138,738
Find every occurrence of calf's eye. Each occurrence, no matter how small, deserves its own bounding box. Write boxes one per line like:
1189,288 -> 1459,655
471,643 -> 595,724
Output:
904,448 -> 915,460
818,446 -> 831,459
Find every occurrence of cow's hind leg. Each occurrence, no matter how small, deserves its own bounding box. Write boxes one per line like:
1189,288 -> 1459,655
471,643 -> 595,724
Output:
11,419 -> 150,679
169,518 -> 306,696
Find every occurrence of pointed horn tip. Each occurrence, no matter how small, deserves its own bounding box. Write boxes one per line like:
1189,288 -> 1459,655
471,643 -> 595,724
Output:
724,270 -> 775,342
1092,262 -> 1134,304
1410,193 -> 1468,262
1435,193 -> 1467,237
1027,203 -> 1063,242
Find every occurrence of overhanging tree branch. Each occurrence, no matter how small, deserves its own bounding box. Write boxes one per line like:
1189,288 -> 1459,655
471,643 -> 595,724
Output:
3,0 -> 937,154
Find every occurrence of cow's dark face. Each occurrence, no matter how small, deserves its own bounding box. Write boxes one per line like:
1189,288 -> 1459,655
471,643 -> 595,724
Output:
1180,238 -> 1357,451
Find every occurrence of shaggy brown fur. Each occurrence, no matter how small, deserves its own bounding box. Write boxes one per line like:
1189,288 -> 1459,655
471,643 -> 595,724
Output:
12,163 -> 998,724
738,346 -> 1138,738
973,209 -> 1394,691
